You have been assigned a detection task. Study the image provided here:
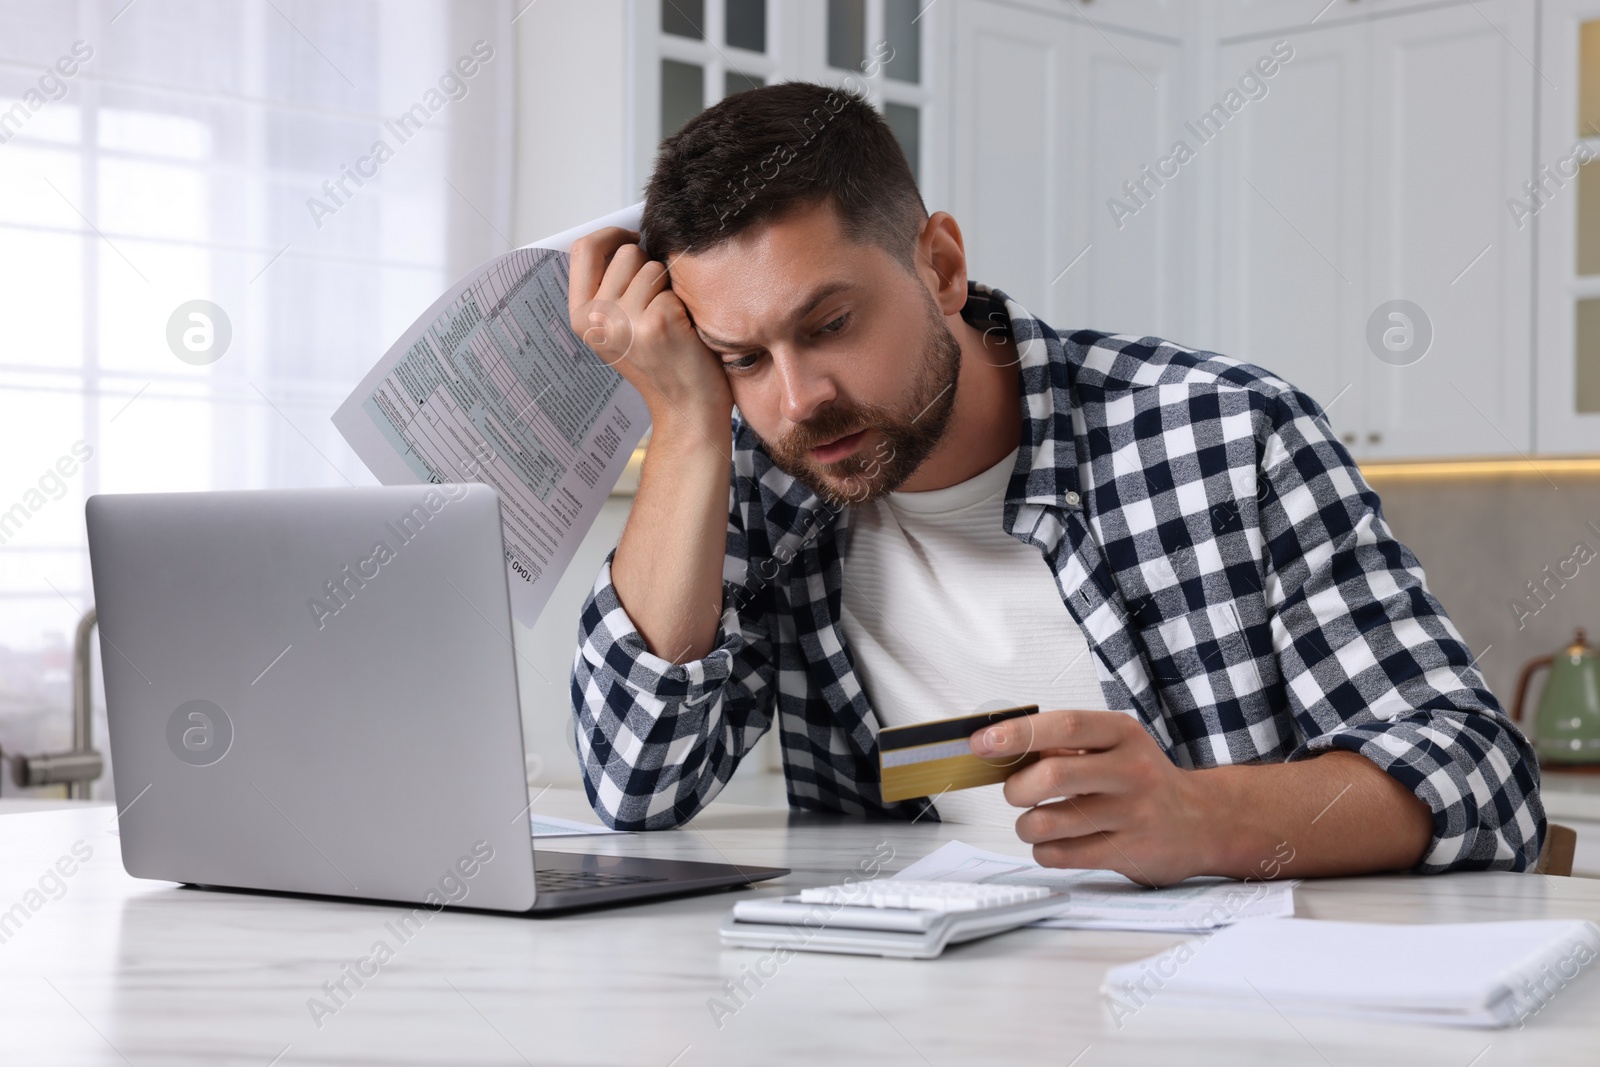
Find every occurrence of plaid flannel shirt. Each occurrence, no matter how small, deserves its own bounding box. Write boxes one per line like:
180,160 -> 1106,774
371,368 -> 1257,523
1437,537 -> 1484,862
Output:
572,282 -> 1545,873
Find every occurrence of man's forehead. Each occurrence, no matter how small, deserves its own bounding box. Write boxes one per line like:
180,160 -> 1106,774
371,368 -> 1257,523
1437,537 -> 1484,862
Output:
668,217 -> 884,341
669,205 -> 852,289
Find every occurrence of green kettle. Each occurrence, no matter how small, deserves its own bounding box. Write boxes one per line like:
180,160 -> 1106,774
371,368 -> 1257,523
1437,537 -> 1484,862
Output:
1513,629 -> 1600,766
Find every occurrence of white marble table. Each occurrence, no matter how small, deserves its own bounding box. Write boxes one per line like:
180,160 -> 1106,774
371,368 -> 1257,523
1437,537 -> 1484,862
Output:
4,789 -> 1600,1067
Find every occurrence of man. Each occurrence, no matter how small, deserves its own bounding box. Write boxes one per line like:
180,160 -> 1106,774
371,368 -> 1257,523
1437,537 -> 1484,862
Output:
567,82 -> 1543,884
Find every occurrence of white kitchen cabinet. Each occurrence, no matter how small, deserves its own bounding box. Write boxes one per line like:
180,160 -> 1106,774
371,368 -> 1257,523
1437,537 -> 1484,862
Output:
571,0 -> 1561,463
948,0 -> 1187,335
1536,0 -> 1600,456
1068,22 -> 1192,339
1210,0 -> 1533,460
971,0 -> 1185,39
1216,0 -> 1455,41
1218,0 -> 1345,39
1057,0 -> 1188,38
1361,1 -> 1533,459
1211,22 -> 1371,440
948,0 -> 1073,319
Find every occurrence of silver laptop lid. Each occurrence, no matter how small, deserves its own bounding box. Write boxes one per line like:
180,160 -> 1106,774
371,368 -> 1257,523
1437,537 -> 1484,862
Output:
87,485 -> 538,912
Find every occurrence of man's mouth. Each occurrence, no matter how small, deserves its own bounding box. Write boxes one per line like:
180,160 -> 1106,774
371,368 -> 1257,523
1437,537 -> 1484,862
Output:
810,428 -> 867,464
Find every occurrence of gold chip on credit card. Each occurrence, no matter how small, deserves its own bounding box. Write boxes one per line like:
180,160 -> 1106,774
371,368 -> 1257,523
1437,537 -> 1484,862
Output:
878,705 -> 1041,804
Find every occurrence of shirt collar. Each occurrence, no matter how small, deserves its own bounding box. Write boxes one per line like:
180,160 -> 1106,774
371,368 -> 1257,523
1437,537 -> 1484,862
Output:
960,281 -> 1082,512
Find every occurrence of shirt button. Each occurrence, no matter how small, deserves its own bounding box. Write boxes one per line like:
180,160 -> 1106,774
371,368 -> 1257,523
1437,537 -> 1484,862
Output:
1065,491 -> 1081,507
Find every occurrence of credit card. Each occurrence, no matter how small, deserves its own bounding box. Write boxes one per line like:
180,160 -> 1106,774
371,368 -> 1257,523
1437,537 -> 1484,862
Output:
878,705 -> 1040,804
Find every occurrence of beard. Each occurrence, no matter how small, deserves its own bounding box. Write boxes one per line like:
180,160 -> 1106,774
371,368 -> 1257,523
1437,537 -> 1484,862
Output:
763,295 -> 962,508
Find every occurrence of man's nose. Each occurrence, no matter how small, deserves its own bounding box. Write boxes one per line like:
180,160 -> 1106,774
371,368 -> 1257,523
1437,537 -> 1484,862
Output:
775,354 -> 837,425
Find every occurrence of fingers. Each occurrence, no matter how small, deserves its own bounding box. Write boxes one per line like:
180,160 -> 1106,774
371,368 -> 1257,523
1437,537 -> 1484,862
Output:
1030,834 -> 1162,884
1012,791 -> 1125,845
567,227 -> 641,316
595,243 -> 651,303
1020,798 -> 1170,885
620,257 -> 671,314
569,237 -> 665,367
567,229 -> 732,425
970,708 -> 1132,759
1002,751 -> 1126,809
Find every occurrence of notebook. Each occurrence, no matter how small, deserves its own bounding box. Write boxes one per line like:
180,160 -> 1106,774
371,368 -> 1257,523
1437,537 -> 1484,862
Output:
1102,917 -> 1600,1028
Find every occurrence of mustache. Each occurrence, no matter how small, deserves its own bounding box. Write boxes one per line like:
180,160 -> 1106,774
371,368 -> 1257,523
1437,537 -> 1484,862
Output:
781,404 -> 878,454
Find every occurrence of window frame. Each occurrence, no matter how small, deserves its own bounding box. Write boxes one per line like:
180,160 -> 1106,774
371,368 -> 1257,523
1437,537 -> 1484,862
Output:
629,0 -> 943,208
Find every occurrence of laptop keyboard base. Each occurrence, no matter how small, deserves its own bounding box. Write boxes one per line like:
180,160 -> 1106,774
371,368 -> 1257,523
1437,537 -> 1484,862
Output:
535,868 -> 666,892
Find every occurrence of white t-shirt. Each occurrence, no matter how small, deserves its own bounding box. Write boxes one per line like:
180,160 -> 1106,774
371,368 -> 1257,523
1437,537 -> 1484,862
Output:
840,447 -> 1110,828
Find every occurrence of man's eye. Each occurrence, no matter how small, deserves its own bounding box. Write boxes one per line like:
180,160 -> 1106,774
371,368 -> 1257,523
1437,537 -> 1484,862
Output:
818,313 -> 849,335
722,353 -> 760,371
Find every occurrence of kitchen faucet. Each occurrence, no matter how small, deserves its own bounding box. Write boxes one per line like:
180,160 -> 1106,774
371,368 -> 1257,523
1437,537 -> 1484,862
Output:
9,607 -> 104,799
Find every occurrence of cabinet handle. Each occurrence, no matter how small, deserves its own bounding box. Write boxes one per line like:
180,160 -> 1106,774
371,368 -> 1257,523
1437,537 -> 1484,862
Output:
1366,432 -> 1382,445
1340,433 -> 1357,445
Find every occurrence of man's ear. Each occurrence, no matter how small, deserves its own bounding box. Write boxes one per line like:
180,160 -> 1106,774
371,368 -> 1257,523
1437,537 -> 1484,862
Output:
917,212 -> 969,317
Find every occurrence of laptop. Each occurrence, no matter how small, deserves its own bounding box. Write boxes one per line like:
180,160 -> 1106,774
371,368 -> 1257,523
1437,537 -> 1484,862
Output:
85,485 -> 786,913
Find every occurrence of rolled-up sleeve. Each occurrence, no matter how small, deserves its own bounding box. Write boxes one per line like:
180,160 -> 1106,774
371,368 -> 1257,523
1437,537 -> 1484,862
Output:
571,538 -> 776,829
1258,390 -> 1545,873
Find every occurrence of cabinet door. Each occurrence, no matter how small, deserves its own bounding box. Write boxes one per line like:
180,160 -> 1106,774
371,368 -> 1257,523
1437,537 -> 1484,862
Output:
1064,25 -> 1187,338
1362,0 -> 1533,459
1210,25 -> 1370,441
1537,0 -> 1600,454
1057,0 -> 1187,39
1218,0 -> 1448,40
948,0 -> 1075,319
949,0 -> 1183,335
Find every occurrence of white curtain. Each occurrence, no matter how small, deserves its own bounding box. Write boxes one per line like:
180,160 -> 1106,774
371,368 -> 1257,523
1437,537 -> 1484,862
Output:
0,0 -> 515,796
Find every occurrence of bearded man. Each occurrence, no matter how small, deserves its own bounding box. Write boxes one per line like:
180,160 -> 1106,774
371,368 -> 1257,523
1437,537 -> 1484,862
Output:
566,82 -> 1542,883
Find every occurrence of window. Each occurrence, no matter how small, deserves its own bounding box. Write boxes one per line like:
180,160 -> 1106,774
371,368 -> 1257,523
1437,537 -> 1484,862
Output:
827,0 -> 867,73
661,57 -> 705,137
725,0 -> 767,53
882,0 -> 922,84
1582,18 -> 1600,138
0,0 -> 512,796
1574,21 -> 1600,414
662,0 -> 706,40
827,0 -> 927,182
640,0 -> 932,193
884,101 -> 921,182
653,0 -> 774,146
725,70 -> 765,96
1577,298 -> 1600,413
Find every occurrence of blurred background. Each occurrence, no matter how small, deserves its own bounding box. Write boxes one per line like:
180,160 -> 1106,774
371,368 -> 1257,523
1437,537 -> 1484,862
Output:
2,0 -> 1599,811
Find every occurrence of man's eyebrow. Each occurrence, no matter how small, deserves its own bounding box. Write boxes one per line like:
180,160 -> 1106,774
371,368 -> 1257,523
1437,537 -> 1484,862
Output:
694,281 -> 859,350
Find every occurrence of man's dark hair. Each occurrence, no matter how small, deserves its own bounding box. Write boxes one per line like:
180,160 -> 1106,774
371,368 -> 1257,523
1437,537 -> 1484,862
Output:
641,81 -> 926,269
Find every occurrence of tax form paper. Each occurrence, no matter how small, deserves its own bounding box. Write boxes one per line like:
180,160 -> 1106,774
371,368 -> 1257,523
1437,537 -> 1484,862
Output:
333,204 -> 650,627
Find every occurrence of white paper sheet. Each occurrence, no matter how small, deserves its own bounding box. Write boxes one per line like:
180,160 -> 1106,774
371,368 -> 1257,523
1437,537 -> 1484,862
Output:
1102,917 -> 1600,1028
528,813 -> 628,838
333,203 -> 652,628
893,840 -> 1296,932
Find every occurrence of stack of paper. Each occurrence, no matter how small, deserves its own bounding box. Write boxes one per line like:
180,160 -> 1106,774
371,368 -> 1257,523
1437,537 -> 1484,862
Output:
893,841 -> 1296,932
1103,917 -> 1600,1028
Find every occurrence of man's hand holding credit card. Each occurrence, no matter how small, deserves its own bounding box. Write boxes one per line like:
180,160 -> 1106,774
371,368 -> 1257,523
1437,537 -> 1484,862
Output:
879,705 -> 1042,803
880,706 -> 1276,887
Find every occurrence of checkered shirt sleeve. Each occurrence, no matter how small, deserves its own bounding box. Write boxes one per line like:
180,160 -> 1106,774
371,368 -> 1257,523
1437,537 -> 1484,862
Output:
1252,382 -> 1543,871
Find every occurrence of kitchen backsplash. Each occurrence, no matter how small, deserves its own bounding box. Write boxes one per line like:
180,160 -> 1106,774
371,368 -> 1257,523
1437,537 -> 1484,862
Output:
1366,467 -> 1600,720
